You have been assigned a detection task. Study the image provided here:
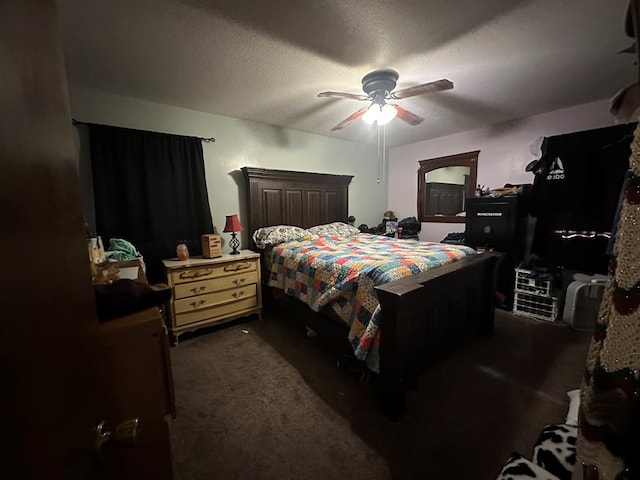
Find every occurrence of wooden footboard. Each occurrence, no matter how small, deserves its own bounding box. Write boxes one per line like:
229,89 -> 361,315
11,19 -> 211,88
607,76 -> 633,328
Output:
263,251 -> 501,417
374,251 -> 501,416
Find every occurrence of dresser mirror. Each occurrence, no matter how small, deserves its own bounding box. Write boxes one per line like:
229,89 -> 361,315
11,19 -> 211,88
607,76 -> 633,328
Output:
417,150 -> 479,223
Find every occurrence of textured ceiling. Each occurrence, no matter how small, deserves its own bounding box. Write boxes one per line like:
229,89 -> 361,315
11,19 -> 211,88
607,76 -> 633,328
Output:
56,0 -> 635,147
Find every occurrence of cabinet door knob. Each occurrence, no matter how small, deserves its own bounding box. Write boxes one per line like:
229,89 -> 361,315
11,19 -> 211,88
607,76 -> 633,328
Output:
94,418 -> 139,455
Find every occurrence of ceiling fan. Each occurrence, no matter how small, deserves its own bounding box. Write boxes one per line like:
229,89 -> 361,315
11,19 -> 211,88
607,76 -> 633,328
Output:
318,69 -> 453,131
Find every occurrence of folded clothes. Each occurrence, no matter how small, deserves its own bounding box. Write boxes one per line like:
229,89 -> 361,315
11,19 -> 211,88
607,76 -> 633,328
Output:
108,238 -> 141,261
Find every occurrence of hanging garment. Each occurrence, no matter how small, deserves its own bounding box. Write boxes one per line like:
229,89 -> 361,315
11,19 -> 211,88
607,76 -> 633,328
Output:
529,123 -> 636,273
576,122 -> 640,480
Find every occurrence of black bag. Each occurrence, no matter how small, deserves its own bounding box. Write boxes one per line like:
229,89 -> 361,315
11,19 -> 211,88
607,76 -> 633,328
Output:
398,216 -> 421,234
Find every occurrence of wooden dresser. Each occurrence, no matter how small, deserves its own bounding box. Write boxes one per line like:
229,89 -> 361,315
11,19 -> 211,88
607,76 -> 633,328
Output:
97,307 -> 175,479
163,250 -> 262,343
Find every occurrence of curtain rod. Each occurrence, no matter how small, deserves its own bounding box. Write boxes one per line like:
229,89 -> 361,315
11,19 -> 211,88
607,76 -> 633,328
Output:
71,119 -> 215,143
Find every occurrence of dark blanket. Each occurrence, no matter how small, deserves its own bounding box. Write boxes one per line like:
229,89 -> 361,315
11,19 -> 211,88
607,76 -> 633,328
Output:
94,279 -> 172,321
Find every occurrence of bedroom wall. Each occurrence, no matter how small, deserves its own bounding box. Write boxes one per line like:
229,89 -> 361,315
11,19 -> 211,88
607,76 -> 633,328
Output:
387,99 -> 621,242
69,88 -> 383,251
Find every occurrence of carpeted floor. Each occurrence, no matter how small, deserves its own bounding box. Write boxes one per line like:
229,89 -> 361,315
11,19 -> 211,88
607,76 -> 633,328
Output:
167,308 -> 591,480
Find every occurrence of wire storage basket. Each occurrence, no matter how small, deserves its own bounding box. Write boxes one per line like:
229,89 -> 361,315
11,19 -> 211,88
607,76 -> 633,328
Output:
513,269 -> 559,322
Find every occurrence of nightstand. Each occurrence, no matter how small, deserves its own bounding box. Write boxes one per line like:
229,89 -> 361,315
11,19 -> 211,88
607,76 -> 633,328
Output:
162,250 -> 262,343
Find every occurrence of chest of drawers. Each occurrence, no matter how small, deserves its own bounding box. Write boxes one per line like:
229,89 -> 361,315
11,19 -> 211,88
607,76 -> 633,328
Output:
163,251 -> 262,343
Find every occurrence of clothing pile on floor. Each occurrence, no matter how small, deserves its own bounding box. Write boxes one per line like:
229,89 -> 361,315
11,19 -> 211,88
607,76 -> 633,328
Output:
496,424 -> 577,480
496,390 -> 579,479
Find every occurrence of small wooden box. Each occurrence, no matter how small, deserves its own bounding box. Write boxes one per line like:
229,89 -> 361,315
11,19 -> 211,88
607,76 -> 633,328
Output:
201,234 -> 222,258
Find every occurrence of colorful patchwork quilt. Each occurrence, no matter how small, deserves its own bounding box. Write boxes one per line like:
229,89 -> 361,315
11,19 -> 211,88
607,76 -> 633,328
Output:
266,233 -> 476,373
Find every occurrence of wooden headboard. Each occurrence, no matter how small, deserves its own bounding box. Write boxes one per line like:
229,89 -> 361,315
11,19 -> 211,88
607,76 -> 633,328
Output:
241,167 -> 353,235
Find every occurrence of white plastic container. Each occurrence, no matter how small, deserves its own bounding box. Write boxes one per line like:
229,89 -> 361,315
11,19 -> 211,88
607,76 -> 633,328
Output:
562,273 -> 608,331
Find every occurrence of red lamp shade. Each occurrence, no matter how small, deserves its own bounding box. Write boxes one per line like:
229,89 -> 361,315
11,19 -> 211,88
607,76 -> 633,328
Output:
223,214 -> 244,233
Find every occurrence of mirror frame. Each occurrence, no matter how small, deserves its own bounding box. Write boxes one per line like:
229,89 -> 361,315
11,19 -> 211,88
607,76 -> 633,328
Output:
417,150 -> 479,223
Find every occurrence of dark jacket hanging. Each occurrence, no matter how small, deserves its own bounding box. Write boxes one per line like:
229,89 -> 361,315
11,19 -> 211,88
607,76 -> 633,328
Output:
529,122 -> 636,273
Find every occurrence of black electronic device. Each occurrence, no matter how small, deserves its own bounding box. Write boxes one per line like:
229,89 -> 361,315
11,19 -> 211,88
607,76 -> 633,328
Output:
465,196 -> 523,253
465,195 -> 529,309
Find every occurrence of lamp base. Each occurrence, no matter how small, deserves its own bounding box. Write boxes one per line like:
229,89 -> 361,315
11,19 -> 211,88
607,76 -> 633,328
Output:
229,233 -> 240,255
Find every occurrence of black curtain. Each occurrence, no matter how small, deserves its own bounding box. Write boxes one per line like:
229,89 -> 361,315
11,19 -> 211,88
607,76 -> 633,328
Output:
89,124 -> 213,283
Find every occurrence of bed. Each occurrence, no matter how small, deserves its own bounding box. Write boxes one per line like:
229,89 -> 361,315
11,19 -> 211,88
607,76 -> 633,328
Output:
242,166 -> 501,416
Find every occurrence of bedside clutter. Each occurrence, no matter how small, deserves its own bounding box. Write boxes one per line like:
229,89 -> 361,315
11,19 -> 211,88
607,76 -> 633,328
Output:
91,258 -> 172,322
397,216 -> 421,239
201,233 -> 222,258
359,215 -> 421,239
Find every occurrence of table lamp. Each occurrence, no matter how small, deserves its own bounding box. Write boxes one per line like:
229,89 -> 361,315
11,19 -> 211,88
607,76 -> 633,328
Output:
223,214 -> 244,255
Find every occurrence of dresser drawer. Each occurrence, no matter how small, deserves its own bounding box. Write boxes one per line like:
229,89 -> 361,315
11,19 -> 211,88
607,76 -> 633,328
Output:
173,271 -> 258,299
170,259 -> 257,285
163,252 -> 262,341
174,284 -> 257,315
174,297 -> 258,327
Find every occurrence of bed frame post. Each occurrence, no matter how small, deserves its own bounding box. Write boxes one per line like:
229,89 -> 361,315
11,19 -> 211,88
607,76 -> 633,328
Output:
375,252 -> 501,418
376,281 -> 427,418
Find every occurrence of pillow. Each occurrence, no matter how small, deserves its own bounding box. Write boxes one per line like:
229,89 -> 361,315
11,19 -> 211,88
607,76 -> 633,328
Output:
252,225 -> 310,249
307,222 -> 360,238
496,452 -> 561,480
565,389 -> 580,427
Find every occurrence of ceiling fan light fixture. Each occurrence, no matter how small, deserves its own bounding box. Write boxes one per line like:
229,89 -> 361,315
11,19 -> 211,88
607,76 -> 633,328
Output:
362,103 -> 397,125
320,69 -> 448,131
362,104 -> 379,125
377,103 -> 397,125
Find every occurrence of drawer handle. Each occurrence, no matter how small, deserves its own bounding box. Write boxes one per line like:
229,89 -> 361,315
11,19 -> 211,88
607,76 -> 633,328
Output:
231,290 -> 246,299
224,262 -> 251,272
190,286 -> 206,294
189,299 -> 206,309
179,269 -> 213,280
232,278 -> 247,286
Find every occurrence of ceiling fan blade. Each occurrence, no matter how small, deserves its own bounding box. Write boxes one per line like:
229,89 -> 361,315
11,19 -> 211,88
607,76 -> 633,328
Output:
391,104 -> 424,126
330,106 -> 369,131
318,91 -> 370,101
389,79 -> 454,100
